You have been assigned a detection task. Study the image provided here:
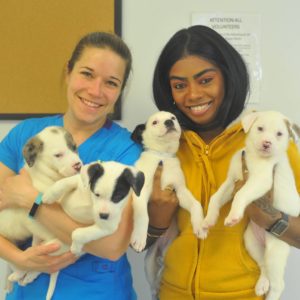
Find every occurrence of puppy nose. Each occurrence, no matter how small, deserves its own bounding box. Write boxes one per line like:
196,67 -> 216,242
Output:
164,119 -> 174,128
73,162 -> 82,172
263,141 -> 272,149
99,213 -> 109,220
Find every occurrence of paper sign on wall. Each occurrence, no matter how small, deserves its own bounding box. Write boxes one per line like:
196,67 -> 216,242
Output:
191,13 -> 262,104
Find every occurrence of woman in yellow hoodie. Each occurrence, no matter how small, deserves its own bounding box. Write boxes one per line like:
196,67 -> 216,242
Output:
147,25 -> 300,300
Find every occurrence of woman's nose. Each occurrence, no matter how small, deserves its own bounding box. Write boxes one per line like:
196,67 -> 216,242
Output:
187,82 -> 203,100
88,79 -> 103,97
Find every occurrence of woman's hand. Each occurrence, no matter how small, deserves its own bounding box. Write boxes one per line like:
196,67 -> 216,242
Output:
0,169 -> 38,210
148,162 -> 179,229
15,242 -> 77,274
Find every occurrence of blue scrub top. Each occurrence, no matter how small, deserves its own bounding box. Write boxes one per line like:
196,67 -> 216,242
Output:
0,115 -> 141,300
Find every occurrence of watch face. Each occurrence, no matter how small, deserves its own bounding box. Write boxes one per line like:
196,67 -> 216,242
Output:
268,214 -> 289,237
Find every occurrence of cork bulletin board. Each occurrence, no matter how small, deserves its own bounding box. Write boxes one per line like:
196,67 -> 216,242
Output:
0,0 -> 122,120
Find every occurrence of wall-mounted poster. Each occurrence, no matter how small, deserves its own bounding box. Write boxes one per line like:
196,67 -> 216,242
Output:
0,0 -> 122,120
192,13 -> 262,104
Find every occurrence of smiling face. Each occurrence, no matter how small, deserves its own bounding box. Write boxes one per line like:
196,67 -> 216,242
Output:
169,55 -> 225,126
65,47 -> 126,127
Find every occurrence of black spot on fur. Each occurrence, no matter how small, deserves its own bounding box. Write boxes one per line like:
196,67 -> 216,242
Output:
87,163 -> 104,192
131,124 -> 146,145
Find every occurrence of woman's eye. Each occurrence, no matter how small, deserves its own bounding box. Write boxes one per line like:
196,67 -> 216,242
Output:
107,80 -> 119,88
80,71 -> 93,78
173,82 -> 186,90
200,77 -> 213,84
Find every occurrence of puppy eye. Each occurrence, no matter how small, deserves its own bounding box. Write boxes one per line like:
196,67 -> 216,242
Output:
94,193 -> 100,197
277,131 -> 283,137
152,120 -> 158,125
54,153 -> 63,158
171,116 -> 176,121
257,126 -> 264,132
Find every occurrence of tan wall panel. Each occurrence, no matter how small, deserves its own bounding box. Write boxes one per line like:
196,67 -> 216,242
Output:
0,0 -> 118,118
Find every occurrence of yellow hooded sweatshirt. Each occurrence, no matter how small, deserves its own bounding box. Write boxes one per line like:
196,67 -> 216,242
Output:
159,122 -> 300,300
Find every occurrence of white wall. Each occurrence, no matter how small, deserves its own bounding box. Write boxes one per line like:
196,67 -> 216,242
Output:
1,0 -> 300,299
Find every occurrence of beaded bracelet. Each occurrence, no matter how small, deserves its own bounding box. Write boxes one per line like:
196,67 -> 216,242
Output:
147,224 -> 168,238
28,193 -> 43,218
145,225 -> 169,249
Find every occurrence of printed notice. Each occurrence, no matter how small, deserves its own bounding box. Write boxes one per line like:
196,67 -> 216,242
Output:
192,13 -> 262,104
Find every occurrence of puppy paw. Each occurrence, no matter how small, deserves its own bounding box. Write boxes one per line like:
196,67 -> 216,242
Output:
130,230 -> 147,252
198,220 -> 211,239
19,271 -> 40,286
224,212 -> 242,227
194,226 -> 208,240
70,242 -> 84,256
255,275 -> 270,296
202,214 -> 218,229
42,190 -> 56,204
8,271 -> 26,283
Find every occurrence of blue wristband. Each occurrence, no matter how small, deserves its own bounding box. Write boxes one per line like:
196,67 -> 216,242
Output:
28,193 -> 43,218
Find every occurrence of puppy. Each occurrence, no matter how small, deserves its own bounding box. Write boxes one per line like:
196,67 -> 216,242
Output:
202,110 -> 300,300
1,126 -> 82,293
42,160 -> 145,255
130,111 -> 205,253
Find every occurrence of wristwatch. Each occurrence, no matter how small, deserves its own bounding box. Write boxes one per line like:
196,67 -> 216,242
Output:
266,212 -> 289,237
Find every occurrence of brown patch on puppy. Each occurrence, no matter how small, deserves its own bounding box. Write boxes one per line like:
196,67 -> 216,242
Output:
64,131 -> 77,152
22,137 -> 44,167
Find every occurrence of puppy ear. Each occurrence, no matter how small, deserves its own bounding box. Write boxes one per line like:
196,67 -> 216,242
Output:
284,120 -> 300,142
122,167 -> 145,196
131,124 -> 146,145
241,111 -> 259,133
123,168 -> 145,196
81,162 -> 104,191
64,130 -> 77,153
23,137 -> 44,167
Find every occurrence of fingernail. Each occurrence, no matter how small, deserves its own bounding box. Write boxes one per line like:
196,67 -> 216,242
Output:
159,161 -> 163,166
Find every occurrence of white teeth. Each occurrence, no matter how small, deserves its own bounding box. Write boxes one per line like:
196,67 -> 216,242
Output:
80,97 -> 100,108
189,103 -> 211,111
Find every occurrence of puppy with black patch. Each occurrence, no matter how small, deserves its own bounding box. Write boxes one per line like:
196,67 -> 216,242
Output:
130,111 -> 205,253
1,126 -> 82,293
202,110 -> 300,300
42,160 -> 145,255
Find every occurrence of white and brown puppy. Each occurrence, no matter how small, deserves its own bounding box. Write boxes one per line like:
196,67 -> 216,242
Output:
130,111 -> 205,252
202,110 -> 300,300
2,126 -> 82,290
42,160 -> 145,255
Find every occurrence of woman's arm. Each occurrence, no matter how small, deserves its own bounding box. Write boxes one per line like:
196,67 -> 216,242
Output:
0,163 -> 76,273
0,167 -> 133,261
145,163 -> 179,249
33,199 -> 134,261
246,200 -> 300,248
